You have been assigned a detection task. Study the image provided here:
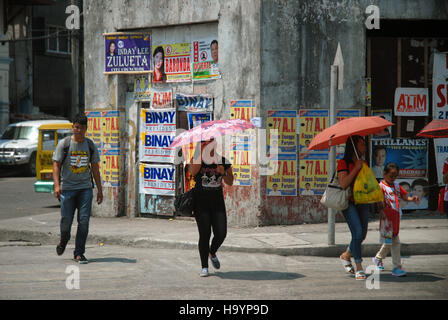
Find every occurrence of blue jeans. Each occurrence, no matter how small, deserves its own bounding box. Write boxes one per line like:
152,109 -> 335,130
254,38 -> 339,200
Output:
60,188 -> 93,257
342,202 -> 370,263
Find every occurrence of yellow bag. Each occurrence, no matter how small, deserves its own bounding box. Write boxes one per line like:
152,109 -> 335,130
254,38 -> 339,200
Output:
353,163 -> 384,204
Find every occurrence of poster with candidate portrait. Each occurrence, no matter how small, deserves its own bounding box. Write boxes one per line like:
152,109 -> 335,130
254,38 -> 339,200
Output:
299,153 -> 328,196
396,178 -> 429,210
85,111 -> 102,150
187,112 -> 211,129
152,43 -> 191,83
267,110 -> 297,155
432,52 -> 448,120
139,163 -> 176,196
371,138 -> 428,179
371,110 -> 392,139
267,153 -> 297,197
104,33 -> 151,74
101,110 -> 120,150
191,37 -> 220,81
134,74 -> 151,101
101,149 -> 120,187
434,139 -> 448,185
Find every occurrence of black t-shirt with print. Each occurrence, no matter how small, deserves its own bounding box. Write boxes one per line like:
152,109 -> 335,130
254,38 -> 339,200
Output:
194,157 -> 231,195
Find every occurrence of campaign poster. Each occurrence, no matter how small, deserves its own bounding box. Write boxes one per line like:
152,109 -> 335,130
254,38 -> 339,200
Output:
432,52 -> 448,120
435,138 -> 448,185
371,138 -> 428,179
267,110 -> 297,154
298,109 -> 328,153
187,112 -> 211,129
152,43 -> 191,83
371,110 -> 392,139
151,88 -> 172,109
175,93 -> 214,112
139,109 -> 176,163
230,100 -> 255,186
365,77 -> 371,108
139,163 -> 176,196
396,178 -> 429,210
101,111 -> 120,150
267,153 -> 297,196
104,33 -> 151,74
101,149 -> 120,187
85,111 -> 102,150
299,153 -> 328,196
191,38 -> 220,81
134,74 -> 151,101
394,87 -> 429,117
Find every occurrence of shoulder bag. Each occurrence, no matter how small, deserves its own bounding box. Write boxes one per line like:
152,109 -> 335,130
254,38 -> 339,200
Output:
320,172 -> 350,211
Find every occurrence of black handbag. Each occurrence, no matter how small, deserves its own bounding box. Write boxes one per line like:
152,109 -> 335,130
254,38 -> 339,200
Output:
174,188 -> 195,216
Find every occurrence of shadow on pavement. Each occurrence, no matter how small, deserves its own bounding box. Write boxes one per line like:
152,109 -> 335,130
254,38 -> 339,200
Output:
378,272 -> 445,283
212,270 -> 304,281
87,257 -> 137,264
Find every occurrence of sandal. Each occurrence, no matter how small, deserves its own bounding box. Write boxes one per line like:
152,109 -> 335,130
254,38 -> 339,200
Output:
355,270 -> 366,280
340,256 -> 355,274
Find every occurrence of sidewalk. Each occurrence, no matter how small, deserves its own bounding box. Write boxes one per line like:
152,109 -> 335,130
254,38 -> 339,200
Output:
0,211 -> 447,257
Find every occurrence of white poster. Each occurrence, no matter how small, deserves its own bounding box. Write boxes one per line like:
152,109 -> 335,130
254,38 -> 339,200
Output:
139,163 -> 176,196
394,87 -> 429,117
433,52 -> 448,120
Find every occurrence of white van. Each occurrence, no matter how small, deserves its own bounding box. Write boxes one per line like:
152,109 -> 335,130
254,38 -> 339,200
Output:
0,119 -> 69,175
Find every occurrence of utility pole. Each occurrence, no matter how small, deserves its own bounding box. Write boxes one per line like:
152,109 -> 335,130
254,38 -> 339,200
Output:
328,43 -> 344,245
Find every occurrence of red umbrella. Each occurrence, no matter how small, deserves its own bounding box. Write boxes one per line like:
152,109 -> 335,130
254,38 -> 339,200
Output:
416,119 -> 448,138
308,116 -> 394,151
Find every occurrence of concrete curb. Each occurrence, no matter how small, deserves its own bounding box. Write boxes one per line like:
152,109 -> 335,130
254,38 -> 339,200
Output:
2,228 -> 448,257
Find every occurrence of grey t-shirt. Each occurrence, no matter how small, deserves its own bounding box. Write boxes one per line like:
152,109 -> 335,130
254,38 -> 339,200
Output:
53,137 -> 100,191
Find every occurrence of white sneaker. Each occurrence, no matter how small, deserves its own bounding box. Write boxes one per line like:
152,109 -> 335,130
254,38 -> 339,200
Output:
200,268 -> 209,277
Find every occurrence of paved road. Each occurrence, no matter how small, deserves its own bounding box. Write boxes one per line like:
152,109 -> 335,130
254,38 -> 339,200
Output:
0,168 -> 58,220
0,244 -> 446,300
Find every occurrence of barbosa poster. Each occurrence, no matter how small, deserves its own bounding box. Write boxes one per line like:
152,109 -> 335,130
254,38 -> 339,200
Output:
139,163 -> 176,196
139,108 -> 176,163
152,42 -> 191,83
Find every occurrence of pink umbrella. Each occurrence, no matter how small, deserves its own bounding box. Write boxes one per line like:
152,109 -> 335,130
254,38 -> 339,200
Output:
170,119 -> 255,148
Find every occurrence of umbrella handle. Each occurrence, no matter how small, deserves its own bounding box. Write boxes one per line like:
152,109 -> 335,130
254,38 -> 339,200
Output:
350,136 -> 360,160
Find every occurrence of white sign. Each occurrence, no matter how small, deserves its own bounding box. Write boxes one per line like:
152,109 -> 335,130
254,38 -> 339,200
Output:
139,163 -> 176,196
433,52 -> 448,120
394,87 -> 429,116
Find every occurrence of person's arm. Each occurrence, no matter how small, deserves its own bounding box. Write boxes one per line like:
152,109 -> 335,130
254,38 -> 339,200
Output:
53,161 -> 62,200
222,166 -> 234,186
91,162 -> 103,205
338,159 -> 364,190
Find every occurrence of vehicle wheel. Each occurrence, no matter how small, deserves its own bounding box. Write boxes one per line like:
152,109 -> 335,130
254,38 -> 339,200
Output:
26,152 -> 37,177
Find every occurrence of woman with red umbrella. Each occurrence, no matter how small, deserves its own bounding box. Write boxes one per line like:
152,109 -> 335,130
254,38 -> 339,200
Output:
188,138 -> 234,277
337,135 -> 371,280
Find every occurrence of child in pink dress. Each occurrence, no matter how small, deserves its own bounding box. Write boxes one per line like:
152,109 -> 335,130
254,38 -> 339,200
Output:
372,162 -> 419,277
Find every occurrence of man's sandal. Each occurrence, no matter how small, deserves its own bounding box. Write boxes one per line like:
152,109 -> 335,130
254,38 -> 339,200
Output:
355,270 -> 366,280
340,256 -> 355,274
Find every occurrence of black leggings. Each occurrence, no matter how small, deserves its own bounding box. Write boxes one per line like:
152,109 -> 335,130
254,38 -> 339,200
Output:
194,193 -> 227,268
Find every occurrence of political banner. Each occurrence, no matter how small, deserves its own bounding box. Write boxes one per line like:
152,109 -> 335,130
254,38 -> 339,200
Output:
151,88 -> 172,109
230,100 -> 255,186
85,111 -> 102,150
187,112 -> 211,129
435,138 -> 448,185
267,110 -> 297,154
433,52 -> 448,120
104,33 -> 151,74
298,109 -> 328,153
299,153 -> 328,196
371,138 -> 428,179
371,110 -> 392,139
192,38 -> 220,81
134,74 -> 151,101
396,178 -> 429,210
139,108 -> 176,163
394,87 -> 429,117
140,108 -> 176,134
267,153 -> 297,197
175,93 -> 214,112
101,149 -> 120,187
139,163 -> 176,196
101,110 -> 120,150
152,43 -> 191,83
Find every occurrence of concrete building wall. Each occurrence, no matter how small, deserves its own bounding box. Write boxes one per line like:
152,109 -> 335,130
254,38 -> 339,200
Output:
0,0 -> 10,133
84,0 -> 262,225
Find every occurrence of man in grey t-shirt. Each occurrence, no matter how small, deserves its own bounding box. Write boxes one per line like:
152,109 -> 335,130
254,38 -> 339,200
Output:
53,113 -> 103,264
